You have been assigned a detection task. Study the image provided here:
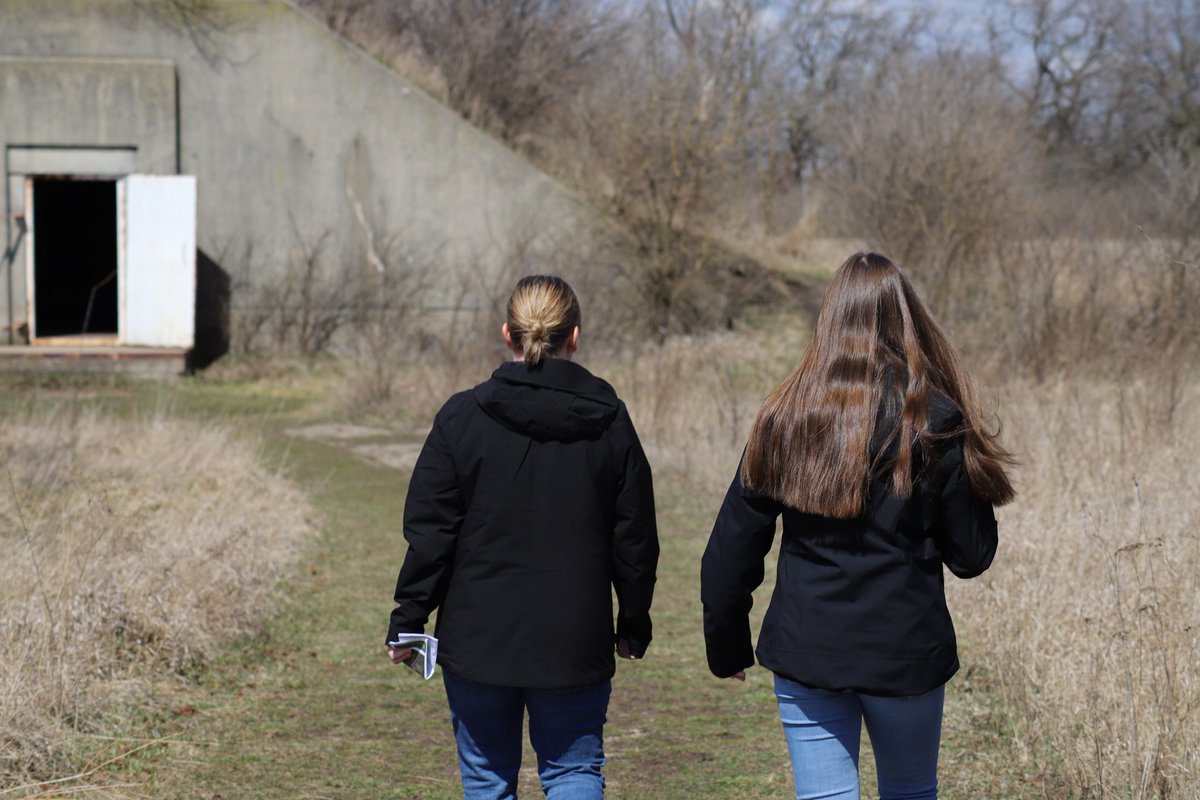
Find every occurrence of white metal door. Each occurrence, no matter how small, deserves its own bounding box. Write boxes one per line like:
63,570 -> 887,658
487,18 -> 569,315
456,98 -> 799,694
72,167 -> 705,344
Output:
118,175 -> 197,347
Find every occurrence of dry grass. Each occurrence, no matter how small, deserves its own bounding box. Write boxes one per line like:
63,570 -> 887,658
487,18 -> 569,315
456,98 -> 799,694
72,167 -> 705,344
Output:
949,379 -> 1200,798
594,326 -> 1200,796
594,338 -> 1200,797
0,408 -> 318,791
941,237 -> 1197,400
592,331 -> 801,495
341,318 -> 807,493
588,328 -> 1200,796
327,232 -> 1200,796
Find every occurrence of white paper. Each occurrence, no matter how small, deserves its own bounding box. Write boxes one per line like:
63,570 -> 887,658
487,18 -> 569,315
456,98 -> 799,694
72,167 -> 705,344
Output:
388,633 -> 439,680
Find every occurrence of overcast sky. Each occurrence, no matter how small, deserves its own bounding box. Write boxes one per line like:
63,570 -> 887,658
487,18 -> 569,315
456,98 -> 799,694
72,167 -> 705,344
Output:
760,0 -> 1004,48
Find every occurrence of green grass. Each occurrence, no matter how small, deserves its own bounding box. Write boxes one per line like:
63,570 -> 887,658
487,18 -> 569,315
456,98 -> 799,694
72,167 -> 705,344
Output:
5,371 -> 1022,798
139,433 -> 464,798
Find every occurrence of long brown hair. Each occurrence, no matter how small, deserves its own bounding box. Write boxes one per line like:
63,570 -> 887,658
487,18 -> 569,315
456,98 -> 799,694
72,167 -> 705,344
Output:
741,252 -> 1014,518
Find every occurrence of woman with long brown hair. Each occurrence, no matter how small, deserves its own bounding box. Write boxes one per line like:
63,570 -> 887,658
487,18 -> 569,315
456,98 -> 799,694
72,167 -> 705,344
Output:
701,252 -> 1013,800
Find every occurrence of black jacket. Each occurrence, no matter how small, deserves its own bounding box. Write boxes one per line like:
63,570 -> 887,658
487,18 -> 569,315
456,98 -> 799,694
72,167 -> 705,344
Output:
701,393 -> 998,696
388,359 -> 659,689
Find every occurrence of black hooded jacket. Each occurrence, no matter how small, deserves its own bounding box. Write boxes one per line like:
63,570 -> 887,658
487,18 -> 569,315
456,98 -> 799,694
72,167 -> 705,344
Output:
387,359 -> 659,689
701,392 -> 998,696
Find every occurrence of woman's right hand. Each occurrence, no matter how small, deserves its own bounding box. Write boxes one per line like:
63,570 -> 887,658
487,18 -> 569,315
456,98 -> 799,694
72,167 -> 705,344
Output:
388,646 -> 414,665
727,671 -> 746,681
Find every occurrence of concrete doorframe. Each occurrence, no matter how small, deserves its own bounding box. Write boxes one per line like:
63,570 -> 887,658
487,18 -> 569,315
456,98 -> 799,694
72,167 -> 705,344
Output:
6,146 -> 137,346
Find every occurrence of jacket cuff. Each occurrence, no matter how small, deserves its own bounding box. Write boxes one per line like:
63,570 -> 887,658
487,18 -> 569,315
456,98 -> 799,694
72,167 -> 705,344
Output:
386,616 -> 425,646
615,623 -> 652,658
706,642 -> 755,678
620,635 -> 651,658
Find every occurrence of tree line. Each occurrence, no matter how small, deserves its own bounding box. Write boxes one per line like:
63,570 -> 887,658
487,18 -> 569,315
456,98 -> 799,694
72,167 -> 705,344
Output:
296,0 -> 1196,390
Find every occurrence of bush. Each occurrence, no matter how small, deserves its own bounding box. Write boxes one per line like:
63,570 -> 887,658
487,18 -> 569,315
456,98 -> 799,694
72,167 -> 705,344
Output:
820,54 -> 1035,312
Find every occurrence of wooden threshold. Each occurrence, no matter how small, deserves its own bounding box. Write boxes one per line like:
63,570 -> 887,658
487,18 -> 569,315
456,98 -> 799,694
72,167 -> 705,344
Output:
31,334 -> 120,347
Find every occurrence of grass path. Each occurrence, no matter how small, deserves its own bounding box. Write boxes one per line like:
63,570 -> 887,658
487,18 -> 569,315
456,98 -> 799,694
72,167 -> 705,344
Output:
139,431 -> 461,798
129,418 -> 794,800
76,378 -> 1009,799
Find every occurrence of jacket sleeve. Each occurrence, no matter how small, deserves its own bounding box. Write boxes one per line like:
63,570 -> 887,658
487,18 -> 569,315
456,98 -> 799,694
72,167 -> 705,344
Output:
701,463 -> 781,678
935,441 -> 999,579
610,407 -> 659,658
387,412 -> 464,644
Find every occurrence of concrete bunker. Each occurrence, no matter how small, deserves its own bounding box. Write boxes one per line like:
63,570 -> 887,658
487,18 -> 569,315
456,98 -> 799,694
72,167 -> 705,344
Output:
2,5 -> 602,373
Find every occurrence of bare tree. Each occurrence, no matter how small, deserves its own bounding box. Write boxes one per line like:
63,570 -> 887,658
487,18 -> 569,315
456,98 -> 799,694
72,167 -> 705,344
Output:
387,0 -> 624,144
573,0 -> 773,337
821,52 -> 1035,313
1118,0 -> 1200,155
779,0 -> 924,187
988,0 -> 1200,169
295,0 -> 1193,380
989,0 -> 1123,155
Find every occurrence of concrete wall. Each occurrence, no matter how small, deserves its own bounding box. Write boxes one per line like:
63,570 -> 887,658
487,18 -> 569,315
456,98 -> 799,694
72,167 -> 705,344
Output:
0,0 -> 597,350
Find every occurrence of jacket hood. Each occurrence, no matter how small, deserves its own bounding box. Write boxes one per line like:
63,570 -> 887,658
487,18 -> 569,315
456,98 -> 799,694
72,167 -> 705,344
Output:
473,360 -> 621,441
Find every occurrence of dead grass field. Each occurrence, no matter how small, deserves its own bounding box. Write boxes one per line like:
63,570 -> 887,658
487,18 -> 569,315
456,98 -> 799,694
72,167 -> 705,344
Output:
0,407 -> 318,792
949,379 -> 1200,798
619,346 -> 1200,798
0,307 -> 1195,798
365,313 -> 1199,797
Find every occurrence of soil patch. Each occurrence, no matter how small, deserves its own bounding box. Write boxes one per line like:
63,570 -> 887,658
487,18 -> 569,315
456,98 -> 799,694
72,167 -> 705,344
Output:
284,422 -> 393,441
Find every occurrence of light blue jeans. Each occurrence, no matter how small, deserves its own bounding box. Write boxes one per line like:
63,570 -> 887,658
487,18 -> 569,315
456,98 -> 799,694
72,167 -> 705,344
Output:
774,674 -> 944,800
442,668 -> 611,800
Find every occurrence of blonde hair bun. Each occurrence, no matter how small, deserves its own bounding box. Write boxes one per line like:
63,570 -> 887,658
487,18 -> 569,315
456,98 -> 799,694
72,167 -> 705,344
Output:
506,276 -> 581,366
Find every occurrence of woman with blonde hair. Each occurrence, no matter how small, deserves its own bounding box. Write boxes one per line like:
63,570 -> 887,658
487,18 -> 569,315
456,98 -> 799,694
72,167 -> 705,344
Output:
387,275 -> 658,800
702,252 -> 1013,800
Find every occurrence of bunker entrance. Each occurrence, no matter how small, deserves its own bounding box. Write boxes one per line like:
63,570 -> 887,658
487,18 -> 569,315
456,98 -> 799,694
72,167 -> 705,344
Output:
31,178 -> 119,339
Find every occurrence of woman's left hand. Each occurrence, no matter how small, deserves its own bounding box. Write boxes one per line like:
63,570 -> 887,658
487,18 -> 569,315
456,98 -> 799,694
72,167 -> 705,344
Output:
616,639 -> 637,660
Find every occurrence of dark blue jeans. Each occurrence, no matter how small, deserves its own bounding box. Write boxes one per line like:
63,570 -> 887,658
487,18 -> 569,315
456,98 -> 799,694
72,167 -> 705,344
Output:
442,668 -> 611,800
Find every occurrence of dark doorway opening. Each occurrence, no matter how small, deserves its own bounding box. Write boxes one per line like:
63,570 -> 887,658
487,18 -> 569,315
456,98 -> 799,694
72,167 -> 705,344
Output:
32,178 -> 119,338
